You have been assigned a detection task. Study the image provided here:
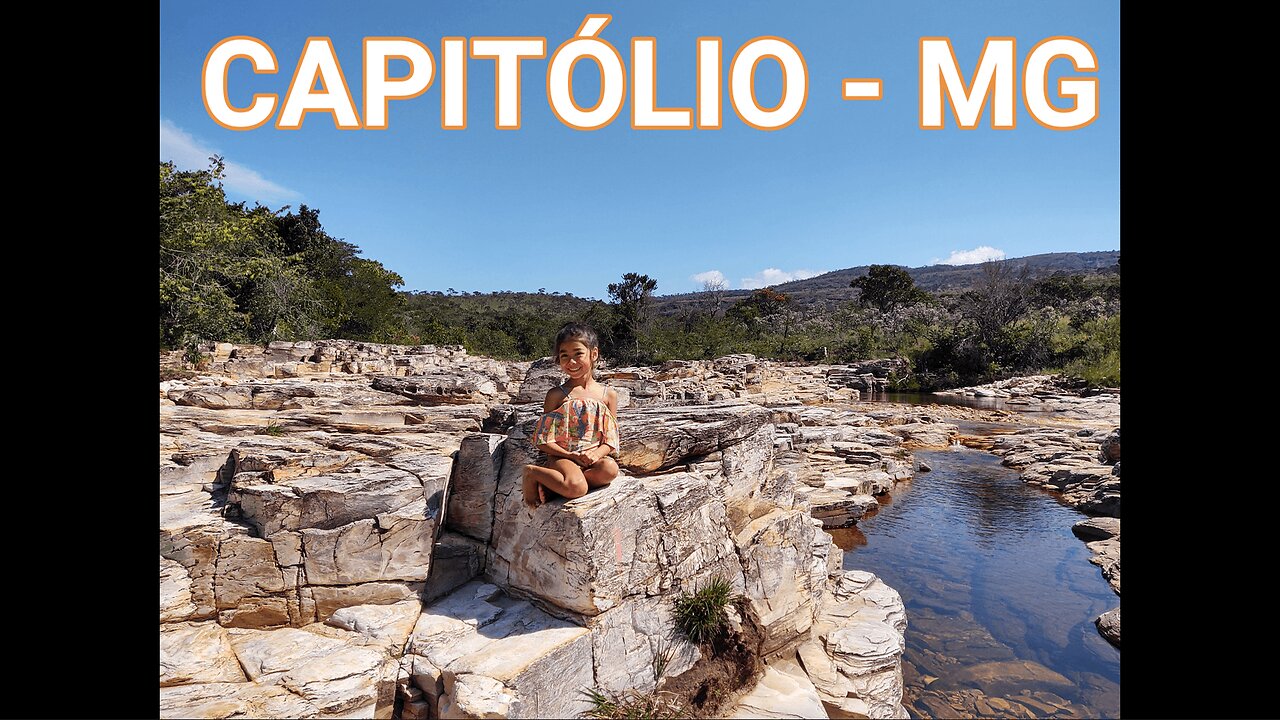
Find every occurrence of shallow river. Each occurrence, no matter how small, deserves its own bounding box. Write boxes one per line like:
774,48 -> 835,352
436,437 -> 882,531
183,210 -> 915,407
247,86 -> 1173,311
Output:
830,443 -> 1121,718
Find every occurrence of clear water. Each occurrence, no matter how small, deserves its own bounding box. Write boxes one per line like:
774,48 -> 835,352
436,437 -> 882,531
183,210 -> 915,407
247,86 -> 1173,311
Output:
832,446 -> 1121,718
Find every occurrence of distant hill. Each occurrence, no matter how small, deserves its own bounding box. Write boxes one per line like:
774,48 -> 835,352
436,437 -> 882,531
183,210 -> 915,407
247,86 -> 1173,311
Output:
654,251 -> 1119,314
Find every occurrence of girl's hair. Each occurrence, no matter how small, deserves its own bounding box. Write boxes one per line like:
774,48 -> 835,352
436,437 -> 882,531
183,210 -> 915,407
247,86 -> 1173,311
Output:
555,322 -> 599,353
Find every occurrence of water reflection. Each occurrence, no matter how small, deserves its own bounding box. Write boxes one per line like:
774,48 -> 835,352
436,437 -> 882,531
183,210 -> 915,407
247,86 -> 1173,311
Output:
842,445 -> 1120,719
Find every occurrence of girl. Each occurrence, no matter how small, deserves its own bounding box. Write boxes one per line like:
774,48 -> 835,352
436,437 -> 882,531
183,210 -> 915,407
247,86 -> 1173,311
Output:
523,323 -> 621,507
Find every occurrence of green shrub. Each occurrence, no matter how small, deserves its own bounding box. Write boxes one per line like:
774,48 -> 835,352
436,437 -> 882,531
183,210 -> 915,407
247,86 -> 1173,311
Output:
673,577 -> 735,645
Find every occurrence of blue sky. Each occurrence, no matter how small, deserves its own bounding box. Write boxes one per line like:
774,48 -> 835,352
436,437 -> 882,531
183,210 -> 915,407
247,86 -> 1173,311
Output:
160,1 -> 1119,299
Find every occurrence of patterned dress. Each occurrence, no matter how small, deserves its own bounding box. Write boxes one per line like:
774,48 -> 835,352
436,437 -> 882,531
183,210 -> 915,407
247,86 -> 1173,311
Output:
532,385 -> 620,457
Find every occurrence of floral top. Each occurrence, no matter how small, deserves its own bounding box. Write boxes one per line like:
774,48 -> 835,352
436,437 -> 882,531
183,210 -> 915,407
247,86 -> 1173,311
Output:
532,385 -> 620,455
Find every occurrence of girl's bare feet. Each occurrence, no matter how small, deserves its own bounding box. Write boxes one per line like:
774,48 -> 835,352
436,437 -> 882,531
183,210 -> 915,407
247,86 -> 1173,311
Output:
522,466 -> 543,507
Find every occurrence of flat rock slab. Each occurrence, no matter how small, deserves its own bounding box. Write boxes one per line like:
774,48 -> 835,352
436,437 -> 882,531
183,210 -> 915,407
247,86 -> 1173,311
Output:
406,581 -> 594,719
160,622 -> 247,687
728,659 -> 827,719
1073,516 -> 1120,540
228,624 -> 394,716
160,682 -> 323,718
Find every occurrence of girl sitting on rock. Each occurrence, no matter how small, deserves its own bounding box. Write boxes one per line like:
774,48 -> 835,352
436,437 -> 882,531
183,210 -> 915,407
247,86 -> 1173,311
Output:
523,323 -> 621,507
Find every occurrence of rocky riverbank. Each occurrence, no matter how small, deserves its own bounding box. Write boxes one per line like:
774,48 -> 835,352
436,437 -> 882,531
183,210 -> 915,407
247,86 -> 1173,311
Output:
160,340 -> 1119,717
162,341 -> 967,718
954,374 -> 1122,649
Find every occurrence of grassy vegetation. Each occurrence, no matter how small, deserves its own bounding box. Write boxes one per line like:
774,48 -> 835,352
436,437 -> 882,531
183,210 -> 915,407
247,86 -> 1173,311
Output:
673,577 -> 736,645
580,687 -> 688,720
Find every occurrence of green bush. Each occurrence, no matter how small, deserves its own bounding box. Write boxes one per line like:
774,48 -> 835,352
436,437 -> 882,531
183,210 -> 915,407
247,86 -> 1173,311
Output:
673,577 -> 735,645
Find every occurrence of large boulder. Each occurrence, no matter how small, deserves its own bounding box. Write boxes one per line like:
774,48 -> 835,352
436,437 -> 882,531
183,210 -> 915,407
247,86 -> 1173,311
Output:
734,509 -> 835,654
487,470 -> 744,616
615,401 -> 772,474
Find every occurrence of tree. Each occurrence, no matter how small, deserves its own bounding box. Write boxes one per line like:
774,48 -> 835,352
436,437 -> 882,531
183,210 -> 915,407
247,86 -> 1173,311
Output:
957,261 -> 1032,369
160,157 -> 292,347
160,158 -> 407,348
607,272 -> 658,363
728,288 -> 791,338
701,277 -> 728,319
850,265 -> 931,312
273,205 -> 406,340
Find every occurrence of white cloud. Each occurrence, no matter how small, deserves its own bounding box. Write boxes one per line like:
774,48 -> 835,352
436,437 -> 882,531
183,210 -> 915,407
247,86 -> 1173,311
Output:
159,118 -> 301,203
935,246 -> 1006,266
739,268 -> 823,289
691,270 -> 727,287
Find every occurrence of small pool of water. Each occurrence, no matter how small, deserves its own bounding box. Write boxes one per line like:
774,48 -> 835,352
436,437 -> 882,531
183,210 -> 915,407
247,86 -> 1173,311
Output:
834,445 -> 1121,718
860,390 -> 1015,411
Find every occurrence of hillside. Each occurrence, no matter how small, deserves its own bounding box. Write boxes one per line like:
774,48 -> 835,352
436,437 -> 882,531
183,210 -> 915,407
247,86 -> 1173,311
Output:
654,251 -> 1119,314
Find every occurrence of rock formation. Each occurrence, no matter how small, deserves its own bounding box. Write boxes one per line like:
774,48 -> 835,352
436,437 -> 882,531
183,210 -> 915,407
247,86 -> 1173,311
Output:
161,342 -> 938,718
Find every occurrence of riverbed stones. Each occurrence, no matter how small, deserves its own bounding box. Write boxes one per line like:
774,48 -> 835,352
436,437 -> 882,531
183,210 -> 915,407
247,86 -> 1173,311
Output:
935,375 -> 1120,426
932,659 -> 1075,697
990,428 -> 1121,518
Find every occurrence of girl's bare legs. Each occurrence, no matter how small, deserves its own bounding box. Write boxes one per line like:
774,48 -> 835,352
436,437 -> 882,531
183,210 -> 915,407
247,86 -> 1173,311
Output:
523,456 -> 619,507
523,460 -> 589,507
584,456 -> 620,488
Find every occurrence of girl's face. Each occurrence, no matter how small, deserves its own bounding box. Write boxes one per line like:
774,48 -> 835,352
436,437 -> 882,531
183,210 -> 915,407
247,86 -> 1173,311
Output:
557,340 -> 598,381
